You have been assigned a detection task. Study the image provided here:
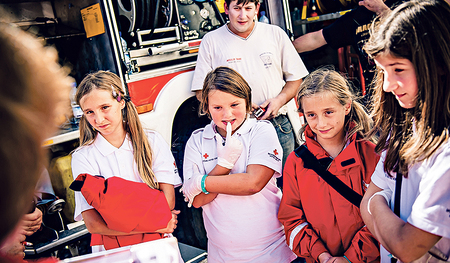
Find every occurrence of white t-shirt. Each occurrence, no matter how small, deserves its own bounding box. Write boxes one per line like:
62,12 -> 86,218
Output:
183,118 -> 296,263
72,130 -> 182,221
191,22 -> 308,114
371,143 -> 450,262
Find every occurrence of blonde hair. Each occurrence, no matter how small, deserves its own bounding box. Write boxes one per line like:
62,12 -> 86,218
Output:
297,67 -> 375,143
365,0 -> 450,176
75,71 -> 159,189
0,20 -> 72,241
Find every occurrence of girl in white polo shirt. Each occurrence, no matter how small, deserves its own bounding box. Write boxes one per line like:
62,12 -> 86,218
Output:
182,67 -> 296,262
360,1 -> 450,262
71,71 -> 182,251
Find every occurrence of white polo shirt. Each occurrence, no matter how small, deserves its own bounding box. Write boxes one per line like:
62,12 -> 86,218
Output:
371,143 -> 450,262
72,130 -> 182,221
183,118 -> 296,263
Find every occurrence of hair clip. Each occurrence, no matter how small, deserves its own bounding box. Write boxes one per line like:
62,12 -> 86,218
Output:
111,85 -> 123,102
111,85 -> 118,97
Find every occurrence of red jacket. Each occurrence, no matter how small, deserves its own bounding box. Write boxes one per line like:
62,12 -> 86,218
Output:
278,126 -> 380,263
71,174 -> 171,250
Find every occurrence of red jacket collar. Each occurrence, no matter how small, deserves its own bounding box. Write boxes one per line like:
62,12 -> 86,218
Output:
304,124 -> 362,171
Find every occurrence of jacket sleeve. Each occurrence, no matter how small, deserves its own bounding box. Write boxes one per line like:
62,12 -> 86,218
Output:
343,225 -> 380,262
278,153 -> 329,261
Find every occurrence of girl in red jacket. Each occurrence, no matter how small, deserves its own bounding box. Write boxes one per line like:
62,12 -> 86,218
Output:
278,67 -> 380,263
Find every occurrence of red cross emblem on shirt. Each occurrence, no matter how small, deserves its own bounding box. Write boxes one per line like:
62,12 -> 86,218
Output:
203,153 -> 209,159
273,149 -> 278,155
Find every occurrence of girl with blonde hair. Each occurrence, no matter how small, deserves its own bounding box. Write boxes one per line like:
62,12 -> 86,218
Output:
72,70 -> 182,251
278,67 -> 380,263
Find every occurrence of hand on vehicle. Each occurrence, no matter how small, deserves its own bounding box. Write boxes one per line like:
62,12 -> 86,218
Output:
20,208 -> 43,236
215,122 -> 243,169
181,164 -> 203,207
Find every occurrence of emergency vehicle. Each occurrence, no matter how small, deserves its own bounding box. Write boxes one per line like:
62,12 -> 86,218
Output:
1,0 -> 362,260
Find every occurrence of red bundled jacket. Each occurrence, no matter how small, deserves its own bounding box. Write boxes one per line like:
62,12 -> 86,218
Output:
70,174 -> 171,250
278,125 -> 380,263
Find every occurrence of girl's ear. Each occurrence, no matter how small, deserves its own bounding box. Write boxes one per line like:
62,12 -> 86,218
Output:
344,100 -> 352,115
120,99 -> 125,109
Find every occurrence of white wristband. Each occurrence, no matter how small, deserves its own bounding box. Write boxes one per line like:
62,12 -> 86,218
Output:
367,189 -> 392,215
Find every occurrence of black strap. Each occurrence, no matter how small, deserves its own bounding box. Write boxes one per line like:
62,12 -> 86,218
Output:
393,171 -> 403,217
391,171 -> 403,263
294,145 -> 363,207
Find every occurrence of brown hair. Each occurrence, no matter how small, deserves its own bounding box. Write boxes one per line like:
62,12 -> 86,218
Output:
76,71 -> 159,189
297,67 -> 375,143
364,0 -> 450,176
200,67 -> 252,117
225,0 -> 260,8
0,20 -> 72,242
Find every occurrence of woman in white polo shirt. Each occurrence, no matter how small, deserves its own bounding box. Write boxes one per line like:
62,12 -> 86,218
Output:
182,67 -> 296,263
71,71 -> 182,252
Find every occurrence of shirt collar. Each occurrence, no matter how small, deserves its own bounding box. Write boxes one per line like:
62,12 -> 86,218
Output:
94,133 -> 133,156
203,116 -> 255,139
225,21 -> 257,40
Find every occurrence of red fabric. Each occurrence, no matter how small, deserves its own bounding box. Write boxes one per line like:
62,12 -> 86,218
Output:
74,174 -> 171,250
278,125 -> 380,263
0,254 -> 58,263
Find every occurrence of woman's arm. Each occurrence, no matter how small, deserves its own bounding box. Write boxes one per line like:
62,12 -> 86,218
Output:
191,164 -> 274,208
361,182 -> 441,262
82,209 -> 172,235
83,209 -> 136,236
159,183 -> 176,210
190,164 -> 227,208
360,182 -> 383,240
204,164 -> 274,195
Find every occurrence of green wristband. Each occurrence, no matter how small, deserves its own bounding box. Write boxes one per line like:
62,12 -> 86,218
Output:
201,174 -> 209,194
343,255 -> 351,263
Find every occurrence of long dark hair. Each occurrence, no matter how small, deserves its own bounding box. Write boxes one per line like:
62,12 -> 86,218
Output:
365,0 -> 450,176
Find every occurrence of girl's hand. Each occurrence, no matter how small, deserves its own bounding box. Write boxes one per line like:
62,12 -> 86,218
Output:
319,252 -> 333,263
156,210 -> 180,234
324,257 -> 350,263
181,164 -> 203,207
215,122 -> 243,169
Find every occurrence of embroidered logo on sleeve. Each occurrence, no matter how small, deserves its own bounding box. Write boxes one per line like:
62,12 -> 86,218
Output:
202,152 -> 217,163
268,149 -> 281,162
